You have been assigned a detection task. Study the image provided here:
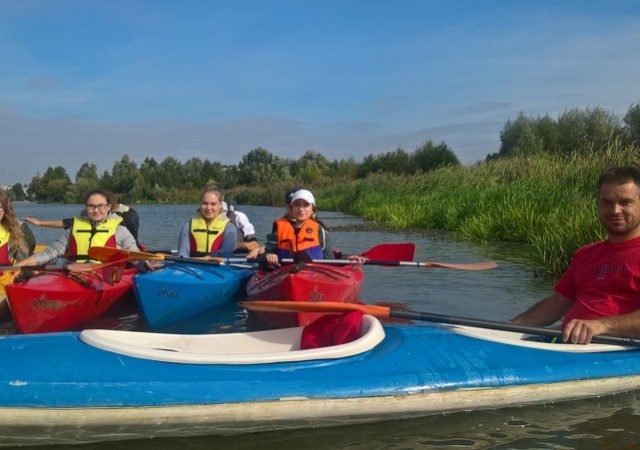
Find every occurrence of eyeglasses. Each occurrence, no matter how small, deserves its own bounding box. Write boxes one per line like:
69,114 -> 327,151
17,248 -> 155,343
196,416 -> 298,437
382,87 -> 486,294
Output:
86,203 -> 109,211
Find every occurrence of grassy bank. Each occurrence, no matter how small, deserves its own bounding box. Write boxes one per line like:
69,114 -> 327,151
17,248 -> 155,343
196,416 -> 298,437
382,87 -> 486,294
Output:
231,144 -> 637,277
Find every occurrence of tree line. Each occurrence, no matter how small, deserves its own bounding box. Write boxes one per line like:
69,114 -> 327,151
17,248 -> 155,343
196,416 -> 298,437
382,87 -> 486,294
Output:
7,102 -> 640,204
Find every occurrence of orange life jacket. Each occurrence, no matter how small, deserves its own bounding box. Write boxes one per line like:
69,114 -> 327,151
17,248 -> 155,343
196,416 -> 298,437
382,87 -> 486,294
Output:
274,217 -> 324,259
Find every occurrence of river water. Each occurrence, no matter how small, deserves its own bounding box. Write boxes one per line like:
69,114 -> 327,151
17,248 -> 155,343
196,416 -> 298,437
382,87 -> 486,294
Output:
9,203 -> 640,449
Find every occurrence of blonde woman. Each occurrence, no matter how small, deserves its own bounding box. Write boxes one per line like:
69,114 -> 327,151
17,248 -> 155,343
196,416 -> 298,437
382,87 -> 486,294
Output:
0,190 -> 36,267
0,190 -> 36,314
176,184 -> 238,258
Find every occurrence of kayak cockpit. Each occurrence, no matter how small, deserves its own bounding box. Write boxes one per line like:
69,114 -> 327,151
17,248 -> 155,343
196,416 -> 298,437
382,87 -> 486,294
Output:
79,314 -> 385,364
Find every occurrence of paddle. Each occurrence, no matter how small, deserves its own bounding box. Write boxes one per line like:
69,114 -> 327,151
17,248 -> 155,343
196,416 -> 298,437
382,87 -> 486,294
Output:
239,300 -> 640,347
224,257 -> 497,271
90,243 -> 415,266
286,259 -> 497,270
87,247 -> 256,269
0,259 -> 126,274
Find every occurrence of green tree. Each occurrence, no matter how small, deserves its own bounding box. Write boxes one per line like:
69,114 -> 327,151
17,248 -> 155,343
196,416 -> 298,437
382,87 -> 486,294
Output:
75,163 -> 100,183
535,114 -> 560,154
624,102 -> 640,148
109,155 -> 140,198
28,167 -> 72,202
413,140 -> 460,171
293,150 -> 332,183
202,160 -> 227,186
10,183 -> 26,201
182,157 -> 206,188
557,106 -> 622,155
331,157 -> 359,179
497,112 -> 544,157
157,157 -> 184,189
237,148 -> 291,186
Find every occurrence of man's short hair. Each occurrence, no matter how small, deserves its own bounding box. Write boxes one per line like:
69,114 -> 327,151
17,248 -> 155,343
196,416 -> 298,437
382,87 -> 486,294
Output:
598,166 -> 640,190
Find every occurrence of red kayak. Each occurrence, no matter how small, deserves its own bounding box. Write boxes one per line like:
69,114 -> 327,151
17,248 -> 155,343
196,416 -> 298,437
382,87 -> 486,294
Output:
6,267 -> 137,334
245,262 -> 364,329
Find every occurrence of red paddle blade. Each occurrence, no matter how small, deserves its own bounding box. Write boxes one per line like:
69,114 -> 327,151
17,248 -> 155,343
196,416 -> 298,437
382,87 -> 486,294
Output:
361,243 -> 415,262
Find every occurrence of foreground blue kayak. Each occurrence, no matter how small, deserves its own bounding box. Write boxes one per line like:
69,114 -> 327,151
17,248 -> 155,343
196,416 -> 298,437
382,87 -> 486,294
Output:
133,262 -> 255,329
1,316 -> 640,447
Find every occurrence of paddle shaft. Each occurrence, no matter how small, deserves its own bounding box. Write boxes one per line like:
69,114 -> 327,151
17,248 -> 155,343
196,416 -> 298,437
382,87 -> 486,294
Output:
0,259 -> 125,274
0,264 -> 70,272
239,300 -> 640,347
89,243 -> 416,266
389,308 -> 640,346
226,258 -> 497,271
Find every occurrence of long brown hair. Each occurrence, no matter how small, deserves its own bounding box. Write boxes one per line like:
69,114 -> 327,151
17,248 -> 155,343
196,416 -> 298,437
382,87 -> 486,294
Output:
0,190 -> 28,255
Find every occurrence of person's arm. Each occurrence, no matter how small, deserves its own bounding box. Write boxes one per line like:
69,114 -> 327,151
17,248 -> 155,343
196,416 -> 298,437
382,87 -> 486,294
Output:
210,223 -> 237,258
115,226 -> 139,251
235,212 -> 256,241
176,223 -> 191,258
510,292 -> 574,327
23,217 -> 66,229
17,230 -> 70,266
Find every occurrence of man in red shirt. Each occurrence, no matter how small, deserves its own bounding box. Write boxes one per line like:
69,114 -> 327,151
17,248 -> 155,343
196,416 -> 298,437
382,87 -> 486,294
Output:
511,166 -> 640,344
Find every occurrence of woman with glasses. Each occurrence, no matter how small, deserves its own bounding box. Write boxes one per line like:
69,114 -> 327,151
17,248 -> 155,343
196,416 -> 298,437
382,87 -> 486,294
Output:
23,191 -> 142,247
15,189 -> 139,268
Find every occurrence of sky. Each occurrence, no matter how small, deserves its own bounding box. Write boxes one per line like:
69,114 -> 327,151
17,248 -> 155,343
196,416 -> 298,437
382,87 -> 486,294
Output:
1,0 -> 639,185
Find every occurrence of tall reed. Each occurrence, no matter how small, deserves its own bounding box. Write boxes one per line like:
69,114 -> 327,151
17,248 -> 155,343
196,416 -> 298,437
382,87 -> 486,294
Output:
317,145 -> 635,276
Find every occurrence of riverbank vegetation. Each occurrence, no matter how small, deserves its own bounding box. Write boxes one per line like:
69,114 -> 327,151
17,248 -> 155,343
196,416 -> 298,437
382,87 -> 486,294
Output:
4,103 -> 640,276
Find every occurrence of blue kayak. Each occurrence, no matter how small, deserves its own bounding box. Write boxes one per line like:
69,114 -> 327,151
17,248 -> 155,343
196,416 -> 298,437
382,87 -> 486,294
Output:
133,262 -> 255,329
1,315 -> 640,446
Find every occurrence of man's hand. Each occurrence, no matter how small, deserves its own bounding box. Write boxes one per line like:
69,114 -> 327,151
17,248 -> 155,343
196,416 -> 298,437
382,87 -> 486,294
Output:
562,319 -> 608,344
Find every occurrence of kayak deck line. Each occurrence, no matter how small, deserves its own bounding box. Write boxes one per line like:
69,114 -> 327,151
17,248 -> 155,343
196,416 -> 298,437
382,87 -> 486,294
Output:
79,314 -> 385,364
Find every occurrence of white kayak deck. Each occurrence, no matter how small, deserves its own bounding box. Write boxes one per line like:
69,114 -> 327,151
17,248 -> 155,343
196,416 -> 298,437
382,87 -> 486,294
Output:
79,314 -> 386,364
443,324 -> 632,352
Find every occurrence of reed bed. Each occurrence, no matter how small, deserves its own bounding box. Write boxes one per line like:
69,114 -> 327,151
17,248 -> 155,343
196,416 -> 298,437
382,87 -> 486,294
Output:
317,145 -> 635,276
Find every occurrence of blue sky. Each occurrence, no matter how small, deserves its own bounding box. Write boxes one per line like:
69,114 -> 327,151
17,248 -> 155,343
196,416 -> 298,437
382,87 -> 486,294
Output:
1,0 -> 639,185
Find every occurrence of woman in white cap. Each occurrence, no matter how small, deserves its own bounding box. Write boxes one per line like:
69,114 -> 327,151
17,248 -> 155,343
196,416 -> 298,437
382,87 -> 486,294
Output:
247,188 -> 365,266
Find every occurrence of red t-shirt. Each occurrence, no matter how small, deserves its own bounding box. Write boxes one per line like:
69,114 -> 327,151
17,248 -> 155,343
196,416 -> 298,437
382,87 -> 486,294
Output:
556,236 -> 640,328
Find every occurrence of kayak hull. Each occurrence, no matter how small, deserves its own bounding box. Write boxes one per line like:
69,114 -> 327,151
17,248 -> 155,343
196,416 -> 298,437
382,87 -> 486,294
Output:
245,263 -> 364,329
133,263 -> 254,329
1,321 -> 640,445
5,268 -> 136,334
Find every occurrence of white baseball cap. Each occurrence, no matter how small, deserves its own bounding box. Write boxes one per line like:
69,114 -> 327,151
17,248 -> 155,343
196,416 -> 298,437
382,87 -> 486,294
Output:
289,189 -> 315,206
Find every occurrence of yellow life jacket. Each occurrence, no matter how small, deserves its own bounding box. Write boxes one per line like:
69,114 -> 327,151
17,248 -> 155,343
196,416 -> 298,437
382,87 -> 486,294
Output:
0,225 -> 11,266
189,214 -> 230,257
68,215 -> 123,262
